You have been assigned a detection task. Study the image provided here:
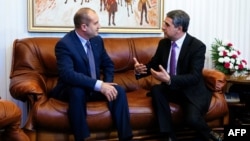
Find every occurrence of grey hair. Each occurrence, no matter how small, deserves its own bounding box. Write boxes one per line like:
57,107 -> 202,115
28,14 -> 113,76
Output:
167,10 -> 190,32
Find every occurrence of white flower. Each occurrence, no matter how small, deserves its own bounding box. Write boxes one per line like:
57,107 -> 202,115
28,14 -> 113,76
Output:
218,46 -> 225,51
231,50 -> 238,56
218,57 -> 224,63
224,56 -> 230,62
218,51 -> 224,56
227,51 -> 232,57
230,58 -> 235,63
234,65 -> 239,70
235,58 -> 241,65
229,63 -> 234,69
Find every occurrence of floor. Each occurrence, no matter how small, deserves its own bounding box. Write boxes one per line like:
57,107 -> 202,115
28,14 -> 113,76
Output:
132,128 -> 224,141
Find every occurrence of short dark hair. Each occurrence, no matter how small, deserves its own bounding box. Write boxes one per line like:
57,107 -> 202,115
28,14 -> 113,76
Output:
73,7 -> 95,28
167,10 -> 190,32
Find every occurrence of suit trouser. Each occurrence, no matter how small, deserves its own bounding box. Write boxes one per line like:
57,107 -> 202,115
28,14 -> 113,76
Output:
151,84 -> 211,140
68,85 -> 132,141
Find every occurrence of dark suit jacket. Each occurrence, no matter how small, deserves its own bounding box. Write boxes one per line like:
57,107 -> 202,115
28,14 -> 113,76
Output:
140,33 -> 212,113
50,30 -> 114,99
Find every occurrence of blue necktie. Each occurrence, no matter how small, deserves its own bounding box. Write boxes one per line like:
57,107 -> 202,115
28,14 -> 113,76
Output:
86,41 -> 96,79
170,42 -> 177,75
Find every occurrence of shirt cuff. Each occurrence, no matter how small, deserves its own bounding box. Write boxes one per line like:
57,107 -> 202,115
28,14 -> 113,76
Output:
94,80 -> 103,91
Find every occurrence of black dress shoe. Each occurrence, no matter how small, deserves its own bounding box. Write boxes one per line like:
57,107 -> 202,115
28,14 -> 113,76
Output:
209,131 -> 224,141
121,135 -> 134,141
161,132 -> 177,141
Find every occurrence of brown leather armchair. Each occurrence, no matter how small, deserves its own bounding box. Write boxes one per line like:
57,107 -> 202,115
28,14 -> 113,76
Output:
0,98 -> 29,141
9,37 -> 229,141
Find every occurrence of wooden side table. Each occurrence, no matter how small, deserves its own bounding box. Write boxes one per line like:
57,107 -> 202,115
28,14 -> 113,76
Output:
225,74 -> 250,125
225,74 -> 250,91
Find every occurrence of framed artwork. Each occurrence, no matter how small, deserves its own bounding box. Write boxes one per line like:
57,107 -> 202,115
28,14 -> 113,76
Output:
28,0 -> 164,33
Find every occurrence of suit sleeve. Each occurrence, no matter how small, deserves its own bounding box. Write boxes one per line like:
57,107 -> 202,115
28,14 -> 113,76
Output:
135,39 -> 170,80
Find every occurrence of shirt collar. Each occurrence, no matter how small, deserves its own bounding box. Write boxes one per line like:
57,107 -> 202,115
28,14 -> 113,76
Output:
174,33 -> 186,48
75,31 -> 88,45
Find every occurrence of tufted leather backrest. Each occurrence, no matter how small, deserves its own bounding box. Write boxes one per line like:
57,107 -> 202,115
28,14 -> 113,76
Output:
103,38 -> 161,71
10,37 -> 162,96
103,38 -> 161,92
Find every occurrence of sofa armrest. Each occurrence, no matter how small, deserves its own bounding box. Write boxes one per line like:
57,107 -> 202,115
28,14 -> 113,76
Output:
9,73 -> 46,102
202,69 -> 227,93
0,100 -> 30,141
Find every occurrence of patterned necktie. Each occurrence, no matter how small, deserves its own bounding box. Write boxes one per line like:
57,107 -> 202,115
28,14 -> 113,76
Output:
170,42 -> 177,75
86,41 -> 96,79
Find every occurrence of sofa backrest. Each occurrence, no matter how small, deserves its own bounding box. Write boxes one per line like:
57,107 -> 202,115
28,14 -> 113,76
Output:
10,37 -> 162,93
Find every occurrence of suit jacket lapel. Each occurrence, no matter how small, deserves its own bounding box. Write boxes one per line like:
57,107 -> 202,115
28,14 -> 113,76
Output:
71,31 -> 89,63
162,39 -> 171,69
178,34 -> 192,64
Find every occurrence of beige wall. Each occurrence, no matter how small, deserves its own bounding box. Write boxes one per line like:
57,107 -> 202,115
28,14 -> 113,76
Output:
1,0 -> 250,126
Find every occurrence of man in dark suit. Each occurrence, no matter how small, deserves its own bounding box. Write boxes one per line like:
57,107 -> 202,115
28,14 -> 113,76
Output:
50,7 -> 133,141
133,10 -> 223,141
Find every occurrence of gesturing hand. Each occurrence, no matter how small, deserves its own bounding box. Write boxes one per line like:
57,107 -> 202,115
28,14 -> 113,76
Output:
150,65 -> 171,83
100,82 -> 118,101
133,57 -> 147,74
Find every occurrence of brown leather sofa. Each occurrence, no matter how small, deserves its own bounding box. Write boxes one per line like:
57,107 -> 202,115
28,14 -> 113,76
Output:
0,98 -> 30,141
9,37 -> 229,141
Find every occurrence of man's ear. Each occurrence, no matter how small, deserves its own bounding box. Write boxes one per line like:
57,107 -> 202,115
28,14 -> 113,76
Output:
81,24 -> 87,31
177,26 -> 183,32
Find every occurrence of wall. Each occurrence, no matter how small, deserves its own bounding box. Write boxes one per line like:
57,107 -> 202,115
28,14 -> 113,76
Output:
1,0 -> 250,126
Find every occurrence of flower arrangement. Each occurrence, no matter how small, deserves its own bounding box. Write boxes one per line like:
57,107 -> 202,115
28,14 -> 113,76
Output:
211,39 -> 247,74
